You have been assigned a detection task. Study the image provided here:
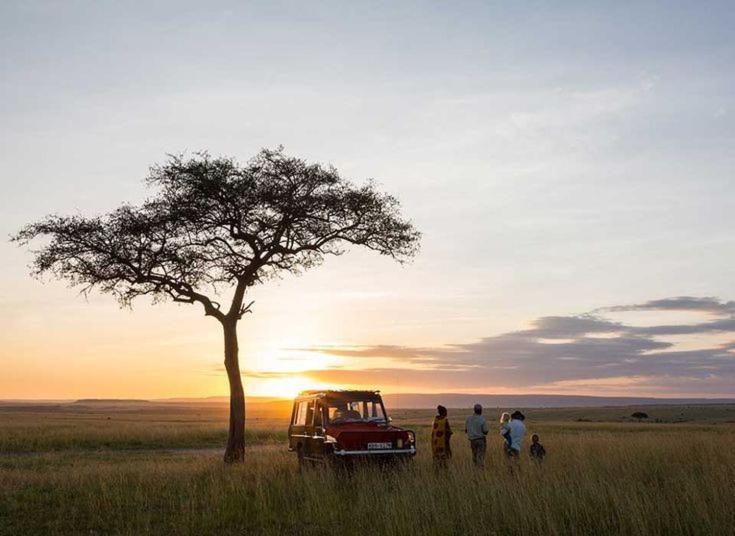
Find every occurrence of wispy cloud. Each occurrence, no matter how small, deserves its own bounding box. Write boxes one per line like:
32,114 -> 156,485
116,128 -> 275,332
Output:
598,296 -> 735,315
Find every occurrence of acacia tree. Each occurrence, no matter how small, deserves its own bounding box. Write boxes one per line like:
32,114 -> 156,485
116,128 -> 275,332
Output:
13,148 -> 420,462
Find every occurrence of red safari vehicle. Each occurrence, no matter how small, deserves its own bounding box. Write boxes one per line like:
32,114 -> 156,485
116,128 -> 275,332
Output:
288,390 -> 416,465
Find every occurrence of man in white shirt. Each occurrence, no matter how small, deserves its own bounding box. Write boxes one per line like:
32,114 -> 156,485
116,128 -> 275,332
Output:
505,410 -> 526,458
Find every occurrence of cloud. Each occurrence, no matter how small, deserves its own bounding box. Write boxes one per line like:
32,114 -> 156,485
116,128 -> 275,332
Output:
286,296 -> 735,397
525,315 -> 623,338
633,318 -> 735,336
294,345 -> 432,360
599,296 -> 735,315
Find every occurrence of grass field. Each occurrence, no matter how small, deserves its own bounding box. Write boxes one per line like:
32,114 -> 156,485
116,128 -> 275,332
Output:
2,402 -> 734,535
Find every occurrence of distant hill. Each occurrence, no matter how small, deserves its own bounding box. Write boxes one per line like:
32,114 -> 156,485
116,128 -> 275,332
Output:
74,398 -> 151,404
160,396 -> 285,404
3,393 -> 734,410
157,393 -> 735,409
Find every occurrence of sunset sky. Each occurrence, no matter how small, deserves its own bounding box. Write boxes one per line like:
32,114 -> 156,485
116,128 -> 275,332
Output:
2,1 -> 734,400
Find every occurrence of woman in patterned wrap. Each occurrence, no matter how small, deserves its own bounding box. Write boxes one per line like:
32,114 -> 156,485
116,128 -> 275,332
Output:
431,405 -> 452,467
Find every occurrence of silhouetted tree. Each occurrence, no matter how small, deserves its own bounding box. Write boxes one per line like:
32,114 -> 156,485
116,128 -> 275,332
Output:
12,148 -> 420,463
631,411 -> 649,421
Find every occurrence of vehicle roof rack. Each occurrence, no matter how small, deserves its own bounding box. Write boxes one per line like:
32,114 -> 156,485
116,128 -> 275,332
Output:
296,389 -> 381,397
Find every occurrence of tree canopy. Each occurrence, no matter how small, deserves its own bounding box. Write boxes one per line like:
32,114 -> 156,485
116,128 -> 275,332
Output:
13,148 -> 421,322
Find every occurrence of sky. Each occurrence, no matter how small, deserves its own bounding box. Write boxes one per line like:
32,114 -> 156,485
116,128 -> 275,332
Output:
1,1 -> 734,399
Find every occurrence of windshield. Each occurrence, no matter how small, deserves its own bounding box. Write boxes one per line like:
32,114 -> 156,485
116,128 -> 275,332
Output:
326,399 -> 387,424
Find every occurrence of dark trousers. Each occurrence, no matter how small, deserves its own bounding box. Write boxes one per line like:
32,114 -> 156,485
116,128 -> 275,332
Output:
470,437 -> 486,468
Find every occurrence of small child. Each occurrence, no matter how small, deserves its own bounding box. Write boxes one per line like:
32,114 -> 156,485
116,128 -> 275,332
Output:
500,412 -> 512,451
529,433 -> 546,461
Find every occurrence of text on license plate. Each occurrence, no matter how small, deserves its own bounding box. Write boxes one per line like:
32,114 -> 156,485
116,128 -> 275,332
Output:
367,442 -> 392,450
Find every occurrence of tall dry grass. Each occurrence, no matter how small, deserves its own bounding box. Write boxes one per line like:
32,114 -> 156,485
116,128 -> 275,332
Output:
2,420 -> 734,535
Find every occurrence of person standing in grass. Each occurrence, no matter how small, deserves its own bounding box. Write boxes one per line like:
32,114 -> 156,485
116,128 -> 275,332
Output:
465,404 -> 489,468
500,412 -> 512,453
431,405 -> 453,467
505,410 -> 526,460
529,433 -> 546,462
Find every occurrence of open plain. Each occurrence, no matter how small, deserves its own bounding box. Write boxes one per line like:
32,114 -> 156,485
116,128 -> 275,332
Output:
1,401 -> 734,535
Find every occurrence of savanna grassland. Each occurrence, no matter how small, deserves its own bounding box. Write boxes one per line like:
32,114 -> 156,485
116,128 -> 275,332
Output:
1,401 -> 735,535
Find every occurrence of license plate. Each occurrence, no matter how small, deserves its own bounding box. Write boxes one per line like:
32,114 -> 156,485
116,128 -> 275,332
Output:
367,442 -> 392,450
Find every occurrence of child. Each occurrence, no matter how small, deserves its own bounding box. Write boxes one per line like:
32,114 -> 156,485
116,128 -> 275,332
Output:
500,412 -> 512,451
529,433 -> 546,461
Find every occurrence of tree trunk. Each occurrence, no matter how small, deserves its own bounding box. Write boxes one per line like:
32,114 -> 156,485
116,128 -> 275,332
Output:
223,320 -> 246,463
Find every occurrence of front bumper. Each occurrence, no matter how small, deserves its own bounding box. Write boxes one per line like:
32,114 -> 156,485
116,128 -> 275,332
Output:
332,447 -> 416,456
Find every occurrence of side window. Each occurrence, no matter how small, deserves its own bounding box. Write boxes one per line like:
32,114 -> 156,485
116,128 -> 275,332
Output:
294,401 -> 308,425
305,401 -> 315,427
313,402 -> 323,428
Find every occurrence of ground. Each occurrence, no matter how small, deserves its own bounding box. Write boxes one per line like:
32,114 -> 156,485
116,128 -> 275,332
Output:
1,401 -> 734,535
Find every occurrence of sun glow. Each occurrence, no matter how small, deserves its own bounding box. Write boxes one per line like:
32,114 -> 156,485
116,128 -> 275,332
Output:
248,375 -> 336,399
242,345 -> 348,398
